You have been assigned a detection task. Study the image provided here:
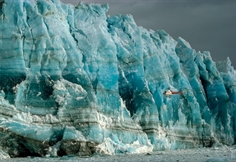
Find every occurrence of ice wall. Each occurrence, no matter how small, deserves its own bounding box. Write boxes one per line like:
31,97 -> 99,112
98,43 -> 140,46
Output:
0,0 -> 235,158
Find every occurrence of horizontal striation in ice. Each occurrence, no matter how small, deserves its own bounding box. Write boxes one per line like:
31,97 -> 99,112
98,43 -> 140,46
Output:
0,0 -> 235,158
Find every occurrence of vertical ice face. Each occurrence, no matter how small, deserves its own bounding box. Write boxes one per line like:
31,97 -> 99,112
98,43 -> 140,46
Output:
0,0 -> 235,158
216,58 -> 236,142
0,0 -> 27,104
107,15 -> 160,131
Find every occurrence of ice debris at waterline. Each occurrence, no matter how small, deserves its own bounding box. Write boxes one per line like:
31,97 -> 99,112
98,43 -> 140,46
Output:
0,0 -> 235,159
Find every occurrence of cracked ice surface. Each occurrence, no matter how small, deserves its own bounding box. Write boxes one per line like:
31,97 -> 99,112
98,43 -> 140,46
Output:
0,0 -> 235,158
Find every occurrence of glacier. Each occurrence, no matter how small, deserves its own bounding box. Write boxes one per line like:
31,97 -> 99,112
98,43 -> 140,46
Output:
0,0 -> 235,159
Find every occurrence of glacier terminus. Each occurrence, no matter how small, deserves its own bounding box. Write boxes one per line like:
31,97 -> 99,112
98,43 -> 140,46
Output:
0,0 -> 235,159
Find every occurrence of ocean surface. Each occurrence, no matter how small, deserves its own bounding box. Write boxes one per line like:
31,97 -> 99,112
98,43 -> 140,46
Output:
1,146 -> 236,162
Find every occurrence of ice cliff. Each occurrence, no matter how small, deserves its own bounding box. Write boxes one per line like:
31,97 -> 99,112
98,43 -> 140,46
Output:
0,0 -> 235,159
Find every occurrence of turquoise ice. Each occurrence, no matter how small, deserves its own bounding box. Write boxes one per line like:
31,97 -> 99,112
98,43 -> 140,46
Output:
0,0 -> 235,158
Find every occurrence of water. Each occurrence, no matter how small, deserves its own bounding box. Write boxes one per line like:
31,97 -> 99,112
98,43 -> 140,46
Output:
1,146 -> 236,162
